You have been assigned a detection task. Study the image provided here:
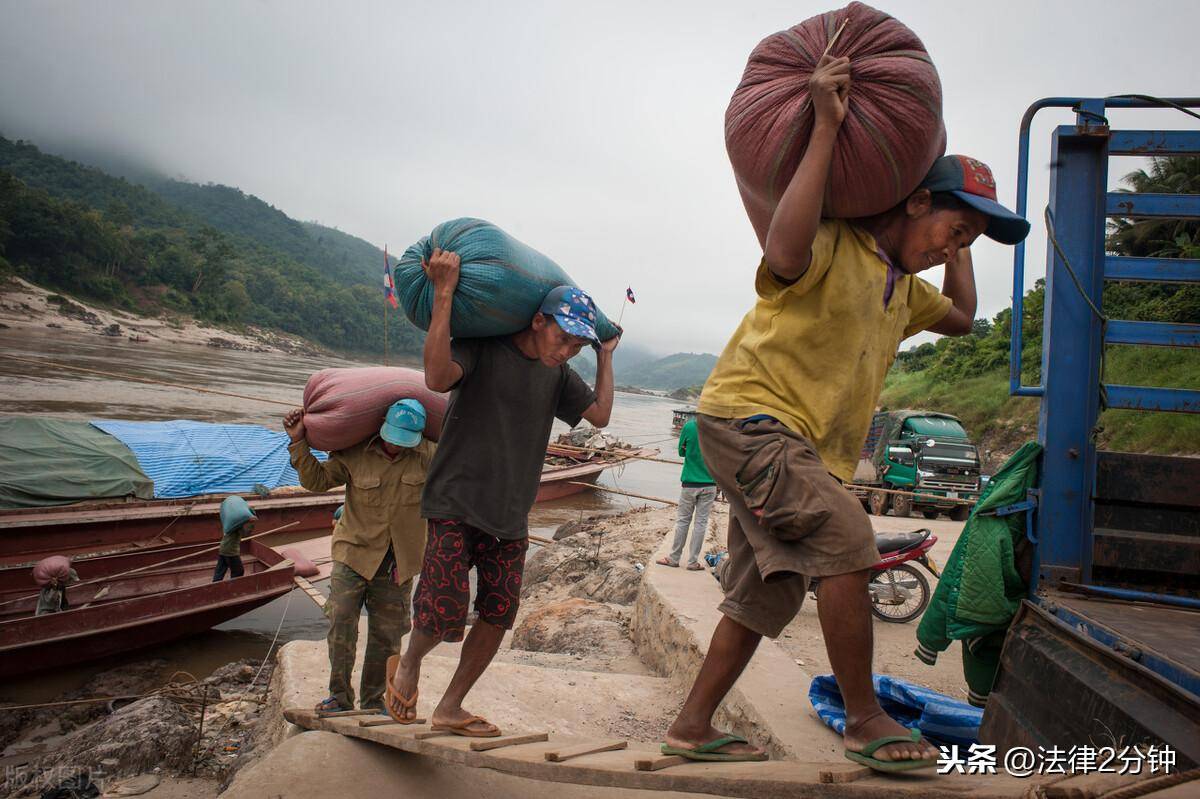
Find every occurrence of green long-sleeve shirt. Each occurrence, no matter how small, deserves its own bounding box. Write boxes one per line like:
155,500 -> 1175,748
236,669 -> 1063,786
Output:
678,417 -> 714,485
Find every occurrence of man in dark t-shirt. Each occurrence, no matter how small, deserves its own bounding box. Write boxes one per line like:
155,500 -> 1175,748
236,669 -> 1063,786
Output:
384,247 -> 618,736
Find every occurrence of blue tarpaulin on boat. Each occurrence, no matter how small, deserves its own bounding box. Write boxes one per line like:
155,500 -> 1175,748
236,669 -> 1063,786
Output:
91,420 -> 327,499
808,674 -> 983,748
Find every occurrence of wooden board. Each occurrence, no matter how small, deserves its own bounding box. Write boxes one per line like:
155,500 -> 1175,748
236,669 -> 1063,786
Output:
545,740 -> 628,762
817,764 -> 871,784
470,732 -> 549,752
282,707 -> 1067,798
634,754 -> 687,772
359,717 -> 427,728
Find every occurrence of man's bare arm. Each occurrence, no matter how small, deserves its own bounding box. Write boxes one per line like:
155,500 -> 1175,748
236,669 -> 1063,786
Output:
422,248 -> 464,392
763,55 -> 850,282
928,249 -> 977,336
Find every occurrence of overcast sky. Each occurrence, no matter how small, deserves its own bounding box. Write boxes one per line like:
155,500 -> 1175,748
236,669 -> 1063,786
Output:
2,0 -> 1198,355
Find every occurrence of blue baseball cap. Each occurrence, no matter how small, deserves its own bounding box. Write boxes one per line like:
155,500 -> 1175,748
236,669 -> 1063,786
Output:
918,155 -> 1031,245
333,504 -> 344,521
538,286 -> 600,343
379,398 -> 425,448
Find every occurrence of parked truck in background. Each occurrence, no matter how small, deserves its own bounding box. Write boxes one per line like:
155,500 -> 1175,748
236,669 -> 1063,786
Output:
849,410 -> 981,521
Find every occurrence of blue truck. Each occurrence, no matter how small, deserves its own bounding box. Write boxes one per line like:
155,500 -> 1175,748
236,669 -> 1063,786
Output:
979,96 -> 1199,767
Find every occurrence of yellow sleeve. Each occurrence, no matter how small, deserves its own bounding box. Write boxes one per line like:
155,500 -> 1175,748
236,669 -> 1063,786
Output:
754,221 -> 838,301
903,277 -> 954,339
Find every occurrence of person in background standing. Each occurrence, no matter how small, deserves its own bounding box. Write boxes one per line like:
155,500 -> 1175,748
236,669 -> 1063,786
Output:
657,416 -> 717,571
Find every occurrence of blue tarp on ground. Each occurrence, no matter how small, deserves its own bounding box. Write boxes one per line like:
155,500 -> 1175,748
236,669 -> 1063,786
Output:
91,420 -> 327,499
808,674 -> 983,748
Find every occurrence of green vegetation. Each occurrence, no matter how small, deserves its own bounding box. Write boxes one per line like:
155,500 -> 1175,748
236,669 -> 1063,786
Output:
0,136 -> 420,355
885,156 -> 1200,461
618,352 -> 718,391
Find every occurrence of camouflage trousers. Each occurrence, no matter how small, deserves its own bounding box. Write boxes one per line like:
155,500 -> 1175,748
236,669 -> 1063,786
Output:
325,549 -> 413,710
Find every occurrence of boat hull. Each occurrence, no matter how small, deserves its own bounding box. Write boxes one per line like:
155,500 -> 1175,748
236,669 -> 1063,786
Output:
0,541 -> 294,680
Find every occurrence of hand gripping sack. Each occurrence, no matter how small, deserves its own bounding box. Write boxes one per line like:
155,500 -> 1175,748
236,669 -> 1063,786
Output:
725,2 -> 946,246
393,218 -> 620,340
302,367 -> 448,452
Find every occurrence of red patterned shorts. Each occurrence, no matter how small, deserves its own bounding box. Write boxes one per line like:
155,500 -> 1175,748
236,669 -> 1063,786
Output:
413,518 -> 529,642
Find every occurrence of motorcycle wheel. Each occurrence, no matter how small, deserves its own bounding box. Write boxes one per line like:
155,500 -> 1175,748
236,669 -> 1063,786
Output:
869,564 -> 930,623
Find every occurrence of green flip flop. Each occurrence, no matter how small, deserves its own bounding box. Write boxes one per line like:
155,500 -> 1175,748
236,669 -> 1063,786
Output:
661,732 -> 769,762
844,728 -> 938,772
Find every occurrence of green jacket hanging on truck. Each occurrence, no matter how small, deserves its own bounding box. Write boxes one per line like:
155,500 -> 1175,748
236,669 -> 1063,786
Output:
915,441 -> 1042,706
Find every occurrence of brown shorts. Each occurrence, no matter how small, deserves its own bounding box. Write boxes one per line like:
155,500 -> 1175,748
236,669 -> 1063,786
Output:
697,414 -> 880,638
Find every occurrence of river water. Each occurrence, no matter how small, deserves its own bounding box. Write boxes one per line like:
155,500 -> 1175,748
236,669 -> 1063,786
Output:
0,327 -> 688,700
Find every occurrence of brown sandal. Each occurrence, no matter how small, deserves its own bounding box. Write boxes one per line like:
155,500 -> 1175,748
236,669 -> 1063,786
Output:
384,655 -> 420,724
430,714 -> 502,738
656,557 -> 679,567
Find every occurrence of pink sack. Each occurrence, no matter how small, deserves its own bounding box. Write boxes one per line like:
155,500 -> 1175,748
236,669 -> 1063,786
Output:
725,2 -> 946,246
33,555 -> 72,587
280,548 -> 320,578
302,367 -> 448,452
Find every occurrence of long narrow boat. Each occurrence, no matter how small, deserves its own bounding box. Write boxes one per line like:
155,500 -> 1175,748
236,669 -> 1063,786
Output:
0,540 -> 295,680
0,447 -> 655,567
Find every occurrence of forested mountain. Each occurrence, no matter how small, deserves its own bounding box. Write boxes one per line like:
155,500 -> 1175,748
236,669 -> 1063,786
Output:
0,136 -> 419,355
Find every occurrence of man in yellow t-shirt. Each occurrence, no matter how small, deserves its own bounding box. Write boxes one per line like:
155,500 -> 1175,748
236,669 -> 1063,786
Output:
660,55 -> 1030,771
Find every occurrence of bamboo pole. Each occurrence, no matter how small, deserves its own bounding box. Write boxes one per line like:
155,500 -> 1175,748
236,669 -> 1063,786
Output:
567,482 -> 679,506
0,521 -> 301,609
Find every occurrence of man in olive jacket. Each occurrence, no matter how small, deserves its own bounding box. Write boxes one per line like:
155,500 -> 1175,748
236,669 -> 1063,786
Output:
285,399 -> 435,713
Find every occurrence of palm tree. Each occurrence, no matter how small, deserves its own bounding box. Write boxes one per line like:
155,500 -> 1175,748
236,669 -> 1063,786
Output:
1107,156 -> 1200,258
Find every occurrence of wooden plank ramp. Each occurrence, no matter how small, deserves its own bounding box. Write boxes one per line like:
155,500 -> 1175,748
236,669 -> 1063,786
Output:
283,708 -> 1098,798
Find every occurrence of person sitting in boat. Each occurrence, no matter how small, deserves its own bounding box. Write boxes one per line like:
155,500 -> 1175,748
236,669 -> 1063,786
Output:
214,496 -> 256,582
33,556 -> 79,615
284,399 -> 435,715
386,252 -> 617,737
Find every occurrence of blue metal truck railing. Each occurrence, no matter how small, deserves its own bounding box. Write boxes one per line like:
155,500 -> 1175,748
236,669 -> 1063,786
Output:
1013,96 -> 1200,604
1008,96 -> 1200,399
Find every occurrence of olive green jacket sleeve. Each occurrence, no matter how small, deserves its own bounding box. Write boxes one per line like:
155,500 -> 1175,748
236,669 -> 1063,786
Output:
288,439 -> 351,492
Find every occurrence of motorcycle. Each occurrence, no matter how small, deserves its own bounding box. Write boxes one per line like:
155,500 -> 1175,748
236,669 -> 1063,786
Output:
808,528 -> 941,623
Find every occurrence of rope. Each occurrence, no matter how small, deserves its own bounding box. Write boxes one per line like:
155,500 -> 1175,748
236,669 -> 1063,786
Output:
0,671 -> 207,713
0,353 -> 296,408
0,521 -> 300,609
1106,94 -> 1200,122
1097,767 -> 1200,799
192,586 -> 294,767
1044,206 -> 1111,417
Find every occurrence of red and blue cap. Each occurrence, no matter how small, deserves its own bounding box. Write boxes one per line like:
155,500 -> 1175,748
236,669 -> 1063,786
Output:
539,286 -> 600,343
919,155 -> 1031,245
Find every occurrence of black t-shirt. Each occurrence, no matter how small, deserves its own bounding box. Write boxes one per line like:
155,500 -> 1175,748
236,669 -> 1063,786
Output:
420,336 -> 597,539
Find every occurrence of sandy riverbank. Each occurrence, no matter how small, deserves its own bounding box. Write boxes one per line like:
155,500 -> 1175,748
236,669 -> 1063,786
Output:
0,276 -> 324,357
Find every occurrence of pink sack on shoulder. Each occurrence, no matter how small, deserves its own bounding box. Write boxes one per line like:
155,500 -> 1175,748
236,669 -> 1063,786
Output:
725,2 -> 946,246
302,367 -> 448,452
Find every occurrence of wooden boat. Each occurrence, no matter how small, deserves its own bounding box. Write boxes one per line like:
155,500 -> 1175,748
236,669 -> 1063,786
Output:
0,447 -> 656,568
0,540 -> 295,680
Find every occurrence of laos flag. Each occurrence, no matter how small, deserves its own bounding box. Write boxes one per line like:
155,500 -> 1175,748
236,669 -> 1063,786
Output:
383,246 -> 399,309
